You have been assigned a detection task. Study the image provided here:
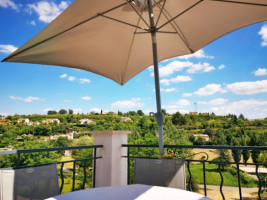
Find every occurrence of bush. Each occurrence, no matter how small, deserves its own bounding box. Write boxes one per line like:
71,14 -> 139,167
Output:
186,175 -> 199,192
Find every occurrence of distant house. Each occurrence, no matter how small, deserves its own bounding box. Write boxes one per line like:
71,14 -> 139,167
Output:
42,119 -> 60,125
149,112 -> 154,117
0,116 -> 7,120
49,133 -> 73,140
120,117 -> 132,122
202,113 -> 209,116
20,134 -> 34,139
189,112 -> 198,115
102,111 -> 109,115
79,119 -> 95,125
16,136 -> 22,140
193,134 -> 210,141
28,121 -> 41,126
0,122 -> 11,125
17,118 -> 30,124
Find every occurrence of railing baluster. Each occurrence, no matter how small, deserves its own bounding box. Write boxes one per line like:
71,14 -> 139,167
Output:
82,160 -> 86,189
60,163 -> 64,194
256,164 -> 262,200
202,161 -> 207,196
93,147 -> 97,188
218,163 -> 225,200
17,152 -> 20,167
187,161 -> 192,191
236,163 -> 242,200
72,161 -> 76,191
127,146 -> 130,185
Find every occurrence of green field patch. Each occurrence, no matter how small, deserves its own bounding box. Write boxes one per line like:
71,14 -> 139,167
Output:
186,164 -> 258,188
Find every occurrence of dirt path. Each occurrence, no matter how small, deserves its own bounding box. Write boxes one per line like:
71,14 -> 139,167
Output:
199,185 -> 259,192
198,185 -> 265,200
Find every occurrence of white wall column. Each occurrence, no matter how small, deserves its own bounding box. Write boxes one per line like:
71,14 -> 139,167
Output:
92,131 -> 130,187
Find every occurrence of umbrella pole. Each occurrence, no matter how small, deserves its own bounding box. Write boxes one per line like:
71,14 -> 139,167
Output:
148,0 -> 164,156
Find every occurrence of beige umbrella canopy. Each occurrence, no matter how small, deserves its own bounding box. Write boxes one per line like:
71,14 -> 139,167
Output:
3,0 -> 267,154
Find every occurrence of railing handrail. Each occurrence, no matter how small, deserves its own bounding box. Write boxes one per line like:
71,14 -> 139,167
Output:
0,145 -> 103,155
122,144 -> 267,150
122,144 -> 267,200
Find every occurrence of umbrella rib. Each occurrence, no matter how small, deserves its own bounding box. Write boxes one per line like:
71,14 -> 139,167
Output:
208,0 -> 267,7
157,0 -> 204,31
153,1 -> 193,52
2,1 -> 129,62
125,0 -> 150,28
100,14 -> 149,31
155,0 -> 167,27
121,12 -> 143,84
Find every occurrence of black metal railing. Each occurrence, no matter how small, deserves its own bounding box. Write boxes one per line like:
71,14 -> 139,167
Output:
0,145 -> 103,193
122,144 -> 267,200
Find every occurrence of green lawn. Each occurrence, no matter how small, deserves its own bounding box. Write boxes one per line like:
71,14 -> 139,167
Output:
187,164 -> 258,188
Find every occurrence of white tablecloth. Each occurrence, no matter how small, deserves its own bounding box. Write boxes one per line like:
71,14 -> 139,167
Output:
46,184 -> 213,200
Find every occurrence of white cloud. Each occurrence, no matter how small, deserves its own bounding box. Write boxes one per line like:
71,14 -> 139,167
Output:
164,88 -> 176,93
254,68 -> 267,76
79,78 -> 91,84
60,73 -> 67,78
0,44 -> 18,54
258,25 -> 267,47
151,58 -> 216,77
199,98 -> 228,106
178,49 -> 214,59
211,99 -> 267,119
0,0 -> 18,10
44,108 -> 52,112
111,98 -> 144,108
219,65 -> 225,70
194,84 -> 227,96
154,88 -> 177,93
166,109 -> 189,114
182,93 -> 192,97
68,76 -> 76,81
163,99 -> 190,114
187,62 -> 215,74
10,96 -> 40,102
160,75 -> 192,85
28,1 -> 69,23
24,97 -> 40,102
73,108 -> 82,114
29,20 -> 36,26
163,99 -> 191,109
227,80 -> 267,95
81,96 -> 91,101
64,99 -> 72,103
152,61 -> 192,77
203,66 -> 215,72
10,96 -> 22,100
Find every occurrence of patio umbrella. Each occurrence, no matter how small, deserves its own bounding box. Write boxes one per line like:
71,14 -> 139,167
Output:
2,0 -> 267,155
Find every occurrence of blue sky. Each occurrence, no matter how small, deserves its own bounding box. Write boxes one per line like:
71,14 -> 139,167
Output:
0,0 -> 267,119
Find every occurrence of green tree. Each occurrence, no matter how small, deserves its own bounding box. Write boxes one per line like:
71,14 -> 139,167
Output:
238,114 -> 245,120
241,134 -> 250,163
128,111 -> 137,116
231,137 -> 241,163
47,110 -> 57,115
59,109 -> 67,115
137,110 -> 144,116
68,109 -> 73,114
161,109 -> 167,115
204,127 -> 214,138
171,112 -> 186,125
55,136 -> 69,147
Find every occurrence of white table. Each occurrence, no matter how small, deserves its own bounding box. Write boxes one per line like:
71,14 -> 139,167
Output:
46,184 -> 213,200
